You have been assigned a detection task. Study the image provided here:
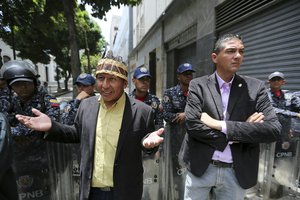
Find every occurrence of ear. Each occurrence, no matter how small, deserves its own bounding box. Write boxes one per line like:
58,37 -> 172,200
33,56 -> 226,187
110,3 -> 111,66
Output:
211,53 -> 217,64
124,80 -> 128,89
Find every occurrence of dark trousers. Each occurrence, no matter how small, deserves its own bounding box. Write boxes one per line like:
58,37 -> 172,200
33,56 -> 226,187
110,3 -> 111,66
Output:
89,188 -> 114,200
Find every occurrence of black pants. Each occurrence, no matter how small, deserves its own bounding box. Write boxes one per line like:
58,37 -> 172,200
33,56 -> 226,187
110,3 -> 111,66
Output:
89,188 -> 114,200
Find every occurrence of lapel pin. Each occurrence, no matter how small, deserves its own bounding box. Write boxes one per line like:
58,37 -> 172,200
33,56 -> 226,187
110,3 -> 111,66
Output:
238,84 -> 242,87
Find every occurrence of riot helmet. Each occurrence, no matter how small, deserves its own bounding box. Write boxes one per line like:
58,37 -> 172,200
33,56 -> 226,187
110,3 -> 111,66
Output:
0,60 -> 39,86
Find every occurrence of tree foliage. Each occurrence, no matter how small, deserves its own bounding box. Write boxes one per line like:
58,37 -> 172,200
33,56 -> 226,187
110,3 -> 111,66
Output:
79,0 -> 141,19
0,0 -> 142,92
81,53 -> 102,74
0,0 -> 103,86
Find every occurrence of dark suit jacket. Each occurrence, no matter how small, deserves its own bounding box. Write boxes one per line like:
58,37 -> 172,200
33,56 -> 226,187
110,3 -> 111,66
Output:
45,94 -> 155,200
181,73 -> 281,189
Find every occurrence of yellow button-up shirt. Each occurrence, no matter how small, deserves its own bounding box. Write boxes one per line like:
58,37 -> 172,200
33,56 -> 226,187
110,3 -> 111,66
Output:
91,92 -> 126,187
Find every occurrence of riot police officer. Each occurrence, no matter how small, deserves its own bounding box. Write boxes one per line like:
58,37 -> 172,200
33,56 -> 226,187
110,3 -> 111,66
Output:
267,71 -> 300,198
162,63 -> 195,200
0,60 -> 61,200
61,73 -> 96,125
129,67 -> 164,200
267,71 -> 300,141
130,67 -> 163,128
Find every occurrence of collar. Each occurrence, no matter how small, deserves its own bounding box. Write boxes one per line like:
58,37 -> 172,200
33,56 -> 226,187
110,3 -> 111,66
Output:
99,92 -> 126,109
131,89 -> 149,101
216,72 -> 234,89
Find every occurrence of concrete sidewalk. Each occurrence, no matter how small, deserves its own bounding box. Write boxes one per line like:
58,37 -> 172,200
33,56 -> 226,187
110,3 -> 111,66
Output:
51,89 -> 72,97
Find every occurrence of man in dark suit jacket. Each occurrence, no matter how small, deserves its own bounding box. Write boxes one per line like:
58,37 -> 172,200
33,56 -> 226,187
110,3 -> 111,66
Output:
181,34 -> 281,200
16,56 -> 164,200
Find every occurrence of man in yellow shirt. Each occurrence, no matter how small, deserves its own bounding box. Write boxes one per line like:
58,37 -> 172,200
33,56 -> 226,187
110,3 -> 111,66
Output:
15,56 -> 164,200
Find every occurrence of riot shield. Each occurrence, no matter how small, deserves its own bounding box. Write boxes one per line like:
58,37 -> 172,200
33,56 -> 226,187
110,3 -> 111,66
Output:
245,142 -> 276,200
269,116 -> 300,199
12,137 -> 52,200
160,123 -> 186,200
247,116 -> 300,199
12,136 -> 76,200
142,123 -> 163,200
58,100 -> 80,199
141,151 -> 160,200
69,143 -> 81,200
46,142 -> 76,200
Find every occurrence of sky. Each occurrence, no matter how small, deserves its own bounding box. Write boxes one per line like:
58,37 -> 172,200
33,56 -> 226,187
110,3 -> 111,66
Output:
87,6 -> 124,42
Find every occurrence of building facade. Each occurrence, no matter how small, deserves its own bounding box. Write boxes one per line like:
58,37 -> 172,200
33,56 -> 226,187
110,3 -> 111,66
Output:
112,0 -> 300,199
0,39 -> 58,90
112,0 -> 300,99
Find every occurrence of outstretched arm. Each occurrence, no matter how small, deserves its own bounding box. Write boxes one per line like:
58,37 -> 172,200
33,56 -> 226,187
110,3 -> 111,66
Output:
15,108 -> 52,132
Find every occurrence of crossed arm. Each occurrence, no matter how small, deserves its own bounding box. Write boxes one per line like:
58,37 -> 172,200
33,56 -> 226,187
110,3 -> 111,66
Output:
185,78 -> 281,151
200,112 -> 265,131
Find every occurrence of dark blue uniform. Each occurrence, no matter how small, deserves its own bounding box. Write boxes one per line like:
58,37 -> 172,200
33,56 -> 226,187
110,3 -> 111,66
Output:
267,88 -> 299,142
268,89 -> 299,118
267,88 -> 300,198
162,85 -> 187,123
129,89 -> 164,128
0,91 -> 60,134
290,91 -> 300,138
60,99 -> 82,125
267,88 -> 299,156
0,89 -> 60,200
291,91 -> 300,113
161,84 -> 187,200
0,86 -> 11,101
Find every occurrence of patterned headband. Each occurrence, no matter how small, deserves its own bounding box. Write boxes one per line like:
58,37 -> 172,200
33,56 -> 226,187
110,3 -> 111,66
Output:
96,58 -> 128,81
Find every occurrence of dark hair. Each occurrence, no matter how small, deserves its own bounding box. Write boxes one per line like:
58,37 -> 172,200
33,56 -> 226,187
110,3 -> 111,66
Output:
213,34 -> 243,54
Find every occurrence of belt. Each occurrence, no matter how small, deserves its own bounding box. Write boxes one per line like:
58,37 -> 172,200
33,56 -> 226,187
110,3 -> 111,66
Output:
210,160 -> 233,168
92,187 -> 113,192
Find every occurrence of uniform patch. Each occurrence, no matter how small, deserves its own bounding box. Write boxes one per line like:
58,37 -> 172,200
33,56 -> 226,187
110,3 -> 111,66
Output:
151,102 -> 158,109
140,67 -> 148,73
50,99 -> 59,107
163,95 -> 170,103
